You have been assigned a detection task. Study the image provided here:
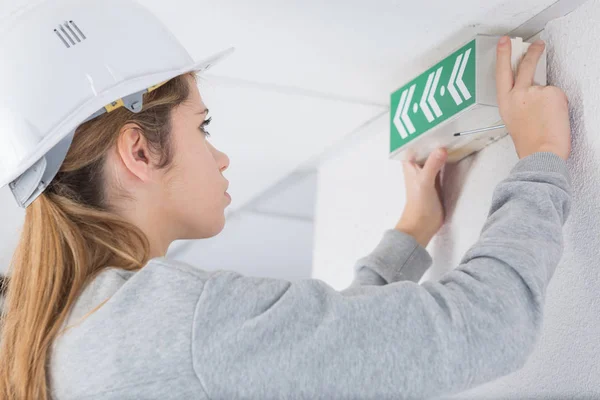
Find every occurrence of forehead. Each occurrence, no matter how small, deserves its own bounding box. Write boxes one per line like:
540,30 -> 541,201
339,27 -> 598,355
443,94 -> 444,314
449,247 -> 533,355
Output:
184,75 -> 206,110
170,76 -> 208,130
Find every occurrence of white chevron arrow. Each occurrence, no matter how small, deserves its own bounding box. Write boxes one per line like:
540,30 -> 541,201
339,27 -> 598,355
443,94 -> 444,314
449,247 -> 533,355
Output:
448,53 -> 463,105
448,48 -> 473,105
419,67 -> 444,122
419,72 -> 435,123
393,84 -> 416,139
393,88 -> 409,139
428,67 -> 443,118
401,85 -> 416,134
456,48 -> 472,100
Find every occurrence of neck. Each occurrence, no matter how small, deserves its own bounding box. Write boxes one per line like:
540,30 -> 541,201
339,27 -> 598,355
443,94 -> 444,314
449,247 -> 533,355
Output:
115,200 -> 175,260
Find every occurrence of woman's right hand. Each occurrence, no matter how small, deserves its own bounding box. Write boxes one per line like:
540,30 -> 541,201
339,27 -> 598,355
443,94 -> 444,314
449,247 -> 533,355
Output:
496,36 -> 571,160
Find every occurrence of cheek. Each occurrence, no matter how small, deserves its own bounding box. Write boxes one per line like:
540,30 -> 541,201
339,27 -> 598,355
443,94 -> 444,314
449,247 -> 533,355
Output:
163,142 -> 226,237
173,141 -> 222,204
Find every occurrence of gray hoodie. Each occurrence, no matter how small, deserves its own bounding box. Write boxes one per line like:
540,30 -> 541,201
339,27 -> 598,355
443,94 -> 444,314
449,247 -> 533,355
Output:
49,152 -> 571,400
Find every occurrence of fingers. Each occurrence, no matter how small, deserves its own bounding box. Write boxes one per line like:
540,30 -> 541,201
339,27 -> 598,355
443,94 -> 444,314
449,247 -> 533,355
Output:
422,148 -> 448,181
496,36 -> 514,104
515,40 -> 545,89
402,150 -> 419,170
402,159 -> 417,176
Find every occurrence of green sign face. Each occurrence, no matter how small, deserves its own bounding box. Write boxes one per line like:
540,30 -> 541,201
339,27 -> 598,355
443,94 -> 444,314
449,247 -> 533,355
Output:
390,39 -> 477,153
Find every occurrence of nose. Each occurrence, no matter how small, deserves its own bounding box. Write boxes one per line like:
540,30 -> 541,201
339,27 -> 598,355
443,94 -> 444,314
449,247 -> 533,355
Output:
217,148 -> 230,173
208,141 -> 230,172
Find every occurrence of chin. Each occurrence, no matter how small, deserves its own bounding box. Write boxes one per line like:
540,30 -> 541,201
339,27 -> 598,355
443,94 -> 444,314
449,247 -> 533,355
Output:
207,221 -> 226,238
191,216 -> 226,239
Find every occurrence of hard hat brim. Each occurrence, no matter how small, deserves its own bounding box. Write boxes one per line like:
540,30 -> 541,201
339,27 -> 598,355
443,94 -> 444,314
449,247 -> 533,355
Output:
1,47 -> 235,194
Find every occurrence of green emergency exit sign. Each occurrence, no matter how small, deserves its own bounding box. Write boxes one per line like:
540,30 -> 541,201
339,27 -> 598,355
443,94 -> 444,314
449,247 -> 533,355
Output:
391,39 -> 477,153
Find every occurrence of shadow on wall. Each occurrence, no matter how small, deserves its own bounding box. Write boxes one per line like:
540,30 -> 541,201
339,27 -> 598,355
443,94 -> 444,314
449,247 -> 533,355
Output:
425,155 -> 477,281
551,64 -> 600,312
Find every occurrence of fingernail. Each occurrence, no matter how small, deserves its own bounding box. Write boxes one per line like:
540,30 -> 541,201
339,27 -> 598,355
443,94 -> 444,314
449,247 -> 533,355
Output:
534,39 -> 545,46
499,36 -> 509,45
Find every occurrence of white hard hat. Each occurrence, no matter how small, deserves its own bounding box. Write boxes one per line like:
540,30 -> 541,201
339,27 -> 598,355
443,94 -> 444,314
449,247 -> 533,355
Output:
0,0 -> 234,208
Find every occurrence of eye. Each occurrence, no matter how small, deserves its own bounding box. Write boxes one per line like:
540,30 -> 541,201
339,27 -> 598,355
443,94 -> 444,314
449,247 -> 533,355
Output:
199,116 -> 212,137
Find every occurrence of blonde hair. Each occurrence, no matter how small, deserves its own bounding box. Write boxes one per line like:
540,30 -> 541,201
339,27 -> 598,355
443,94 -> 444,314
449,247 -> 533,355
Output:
0,72 -> 197,399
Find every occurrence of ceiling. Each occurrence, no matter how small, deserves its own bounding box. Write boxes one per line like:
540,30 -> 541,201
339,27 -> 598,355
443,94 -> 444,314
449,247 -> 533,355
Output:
0,0 -> 560,271
137,0 -> 557,210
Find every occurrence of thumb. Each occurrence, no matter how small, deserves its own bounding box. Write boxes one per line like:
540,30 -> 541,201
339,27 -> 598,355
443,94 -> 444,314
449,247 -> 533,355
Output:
422,148 -> 448,182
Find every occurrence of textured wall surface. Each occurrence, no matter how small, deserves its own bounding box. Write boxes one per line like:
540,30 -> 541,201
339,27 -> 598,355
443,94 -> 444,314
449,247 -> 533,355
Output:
313,1 -> 600,397
453,2 -> 600,397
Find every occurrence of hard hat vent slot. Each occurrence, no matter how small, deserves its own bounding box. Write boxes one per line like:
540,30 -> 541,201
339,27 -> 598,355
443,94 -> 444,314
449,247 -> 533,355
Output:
53,20 -> 86,49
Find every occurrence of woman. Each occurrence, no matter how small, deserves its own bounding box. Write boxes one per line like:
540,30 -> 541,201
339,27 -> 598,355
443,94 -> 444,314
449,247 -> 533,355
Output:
0,1 -> 571,399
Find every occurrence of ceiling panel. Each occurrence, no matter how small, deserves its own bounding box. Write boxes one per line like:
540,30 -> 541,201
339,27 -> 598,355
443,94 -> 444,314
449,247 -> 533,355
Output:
199,78 -> 383,210
139,0 -> 557,104
251,171 -> 318,220
0,0 -> 562,269
171,211 -> 314,280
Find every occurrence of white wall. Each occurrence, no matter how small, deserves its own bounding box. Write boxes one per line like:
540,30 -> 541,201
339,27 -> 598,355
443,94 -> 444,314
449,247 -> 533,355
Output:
312,1 -> 600,397
170,210 -> 314,281
169,171 -> 318,281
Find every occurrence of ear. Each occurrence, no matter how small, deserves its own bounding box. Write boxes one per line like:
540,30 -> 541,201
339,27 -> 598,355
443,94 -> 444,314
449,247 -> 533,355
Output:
116,123 -> 156,182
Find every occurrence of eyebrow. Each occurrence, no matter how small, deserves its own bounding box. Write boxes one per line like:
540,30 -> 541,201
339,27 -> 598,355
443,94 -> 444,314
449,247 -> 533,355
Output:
196,109 -> 209,115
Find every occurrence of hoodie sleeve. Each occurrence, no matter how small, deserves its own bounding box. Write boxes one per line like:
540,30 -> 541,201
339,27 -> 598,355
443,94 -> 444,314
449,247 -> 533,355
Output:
349,229 -> 433,287
191,152 -> 571,400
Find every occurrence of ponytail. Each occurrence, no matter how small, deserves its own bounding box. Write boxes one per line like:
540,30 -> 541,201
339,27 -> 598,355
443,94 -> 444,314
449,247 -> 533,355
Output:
0,72 -> 195,399
0,194 -> 148,399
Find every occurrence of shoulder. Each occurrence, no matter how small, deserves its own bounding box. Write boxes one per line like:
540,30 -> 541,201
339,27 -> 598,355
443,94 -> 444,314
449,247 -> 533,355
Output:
49,258 -> 221,398
135,257 -> 217,290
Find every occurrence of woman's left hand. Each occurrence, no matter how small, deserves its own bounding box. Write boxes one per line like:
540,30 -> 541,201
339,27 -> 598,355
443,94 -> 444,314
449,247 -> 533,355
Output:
395,148 -> 448,248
